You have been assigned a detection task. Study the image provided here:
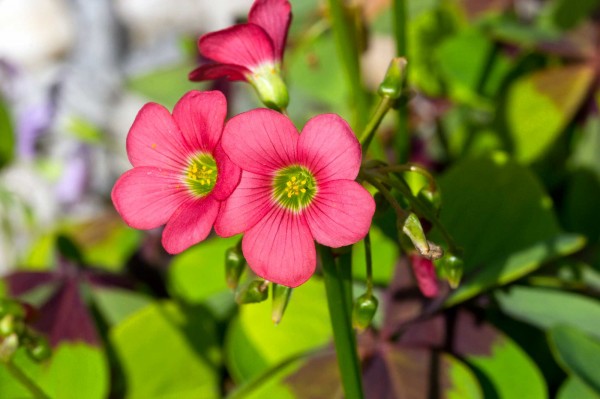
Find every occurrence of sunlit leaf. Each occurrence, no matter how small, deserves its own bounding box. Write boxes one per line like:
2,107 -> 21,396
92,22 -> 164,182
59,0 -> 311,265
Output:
496,285 -> 600,340
91,287 -> 151,326
558,377 -> 600,399
227,279 -> 331,382
506,64 -> 594,162
111,301 -> 221,399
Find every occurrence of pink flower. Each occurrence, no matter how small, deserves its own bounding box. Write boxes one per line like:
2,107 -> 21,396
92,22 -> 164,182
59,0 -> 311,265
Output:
409,254 -> 439,298
215,109 -> 376,287
189,0 -> 291,109
111,90 -> 241,254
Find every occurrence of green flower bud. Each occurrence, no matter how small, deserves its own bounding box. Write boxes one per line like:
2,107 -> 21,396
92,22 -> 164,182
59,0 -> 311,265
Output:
436,254 -> 464,289
235,279 -> 269,304
0,315 -> 24,337
271,284 -> 293,324
225,247 -> 246,289
247,64 -> 289,111
400,213 -> 443,260
0,333 -> 19,363
352,293 -> 378,331
27,337 -> 51,362
378,57 -> 407,100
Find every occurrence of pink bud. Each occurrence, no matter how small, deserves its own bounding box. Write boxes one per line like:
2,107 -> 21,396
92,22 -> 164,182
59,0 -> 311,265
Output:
409,254 -> 439,298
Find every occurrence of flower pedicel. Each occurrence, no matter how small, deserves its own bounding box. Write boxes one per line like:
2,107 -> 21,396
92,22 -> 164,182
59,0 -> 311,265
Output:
216,109 -> 376,287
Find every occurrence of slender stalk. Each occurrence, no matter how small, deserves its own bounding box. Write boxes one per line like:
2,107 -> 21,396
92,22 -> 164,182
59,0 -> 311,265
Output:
359,96 -> 394,151
392,0 -> 410,163
360,171 -> 409,220
5,361 -> 50,399
374,164 -> 437,191
319,245 -> 365,399
326,0 -> 370,131
364,233 -> 373,295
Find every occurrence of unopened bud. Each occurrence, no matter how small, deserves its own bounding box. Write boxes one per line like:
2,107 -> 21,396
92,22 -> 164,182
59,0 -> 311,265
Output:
271,284 -> 293,324
235,279 -> 269,304
0,315 -> 24,337
247,63 -> 289,111
378,57 -> 408,99
225,247 -> 245,289
352,293 -> 378,331
436,254 -> 464,289
27,337 -> 51,362
409,254 -> 439,298
400,214 -> 443,260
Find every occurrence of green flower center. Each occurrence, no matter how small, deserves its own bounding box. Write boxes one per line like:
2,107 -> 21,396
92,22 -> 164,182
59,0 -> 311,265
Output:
185,153 -> 218,197
272,165 -> 317,211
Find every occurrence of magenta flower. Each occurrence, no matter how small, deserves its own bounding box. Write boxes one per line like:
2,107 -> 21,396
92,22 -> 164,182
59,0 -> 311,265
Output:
189,0 -> 291,109
215,109 -> 376,287
111,90 -> 241,254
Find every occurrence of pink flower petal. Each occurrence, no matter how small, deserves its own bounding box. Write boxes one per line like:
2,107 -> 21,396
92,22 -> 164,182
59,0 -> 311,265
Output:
242,207 -> 315,287
189,64 -> 250,82
126,103 -> 191,171
212,143 -> 242,201
214,171 -> 273,237
222,108 -> 298,174
297,114 -> 361,182
162,197 -> 220,254
248,0 -> 292,60
111,167 -> 190,230
199,24 -> 275,70
172,90 -> 227,153
305,180 -> 375,247
409,254 -> 439,298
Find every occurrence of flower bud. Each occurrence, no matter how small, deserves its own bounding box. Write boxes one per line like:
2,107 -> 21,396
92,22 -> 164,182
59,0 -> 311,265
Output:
271,284 -> 293,324
27,337 -> 51,362
225,247 -> 245,289
378,57 -> 408,100
0,333 -> 19,363
400,213 -> 444,260
409,254 -> 439,298
247,64 -> 289,111
436,254 -> 464,289
235,279 -> 269,304
352,293 -> 378,331
0,315 -> 24,337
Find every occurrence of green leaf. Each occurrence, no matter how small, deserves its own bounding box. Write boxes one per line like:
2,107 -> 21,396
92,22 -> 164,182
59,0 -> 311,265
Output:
456,313 -> 547,399
506,64 -> 594,162
168,235 -> 240,303
227,279 -> 331,382
91,287 -> 152,325
110,301 -> 221,399
558,378 -> 600,399
0,343 -> 109,399
0,96 -> 15,169
538,0 -> 600,30
496,286 -> 600,340
437,155 -> 585,305
549,326 -> 600,394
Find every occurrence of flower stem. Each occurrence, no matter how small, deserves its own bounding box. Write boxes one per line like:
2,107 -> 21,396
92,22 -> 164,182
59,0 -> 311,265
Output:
326,0 -> 370,131
5,361 -> 50,399
319,245 -> 365,399
359,96 -> 394,152
392,0 -> 410,163
364,233 -> 373,295
374,163 -> 437,192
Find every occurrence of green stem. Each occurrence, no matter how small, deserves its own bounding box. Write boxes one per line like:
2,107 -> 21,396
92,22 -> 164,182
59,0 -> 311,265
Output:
374,164 -> 437,191
359,96 -> 394,152
319,245 -> 365,399
5,361 -> 50,399
364,233 -> 373,295
327,0 -> 369,131
392,0 -> 410,163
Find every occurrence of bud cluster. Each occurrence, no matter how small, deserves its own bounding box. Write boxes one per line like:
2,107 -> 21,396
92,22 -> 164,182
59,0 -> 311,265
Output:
0,299 -> 50,363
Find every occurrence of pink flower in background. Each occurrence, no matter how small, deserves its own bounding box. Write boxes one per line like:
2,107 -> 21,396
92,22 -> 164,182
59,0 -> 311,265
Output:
216,109 -> 376,287
409,254 -> 439,298
112,90 -> 240,254
190,0 -> 291,109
